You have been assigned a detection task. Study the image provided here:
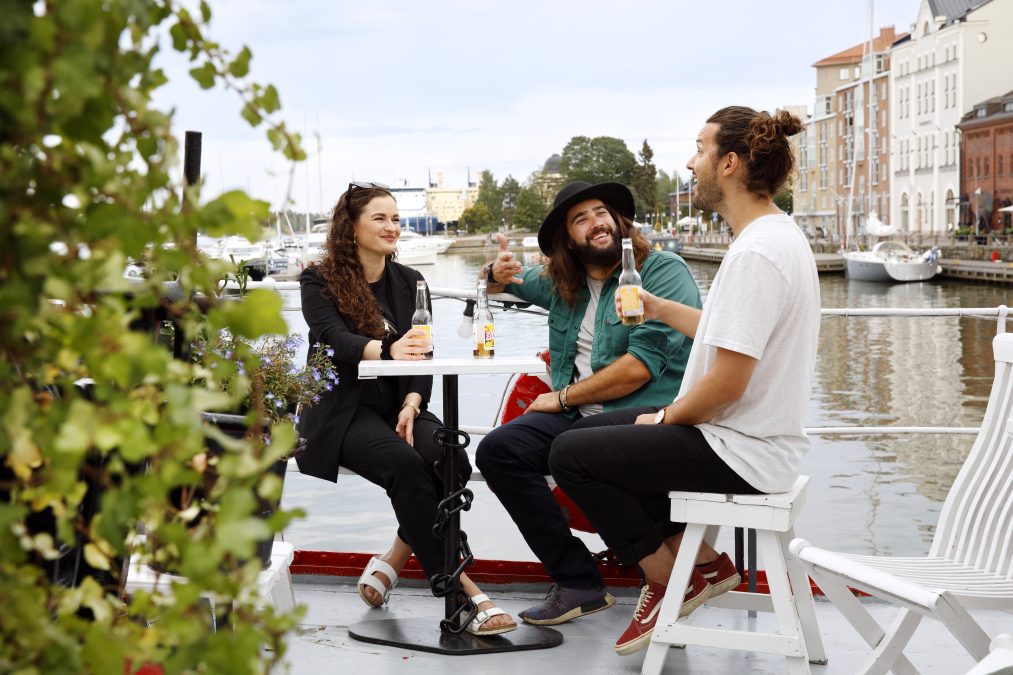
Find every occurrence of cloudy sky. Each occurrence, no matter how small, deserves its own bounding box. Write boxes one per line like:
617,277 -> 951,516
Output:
153,0 -> 920,212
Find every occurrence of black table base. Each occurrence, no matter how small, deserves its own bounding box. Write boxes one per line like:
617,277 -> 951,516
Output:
348,618 -> 563,655
348,372 -> 563,655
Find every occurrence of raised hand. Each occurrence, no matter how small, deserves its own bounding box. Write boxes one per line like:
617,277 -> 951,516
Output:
490,232 -> 524,285
614,286 -> 661,321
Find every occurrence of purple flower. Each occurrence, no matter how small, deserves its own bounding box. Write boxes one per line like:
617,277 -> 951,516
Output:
324,382 -> 333,391
274,399 -> 283,409
311,395 -> 320,404
290,414 -> 300,424
262,355 -> 272,365
311,368 -> 320,381
324,347 -> 334,357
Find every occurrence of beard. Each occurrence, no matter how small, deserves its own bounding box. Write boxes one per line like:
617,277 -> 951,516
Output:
572,225 -> 622,268
692,165 -> 724,212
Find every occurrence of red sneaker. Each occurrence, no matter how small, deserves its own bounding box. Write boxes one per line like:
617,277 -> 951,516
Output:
696,552 -> 741,599
678,566 -> 713,618
615,569 -> 713,656
615,580 -> 668,655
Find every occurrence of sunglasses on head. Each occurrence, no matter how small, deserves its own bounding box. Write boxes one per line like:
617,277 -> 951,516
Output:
348,181 -> 389,192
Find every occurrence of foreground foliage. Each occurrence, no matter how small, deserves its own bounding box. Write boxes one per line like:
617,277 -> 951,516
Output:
1,1 -> 308,673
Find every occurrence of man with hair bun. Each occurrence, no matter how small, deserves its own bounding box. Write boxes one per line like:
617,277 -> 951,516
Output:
548,106 -> 821,656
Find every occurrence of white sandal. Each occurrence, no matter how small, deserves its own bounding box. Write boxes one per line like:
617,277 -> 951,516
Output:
466,593 -> 518,636
356,556 -> 399,608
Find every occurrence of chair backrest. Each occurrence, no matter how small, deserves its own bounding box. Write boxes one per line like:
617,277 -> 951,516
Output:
931,333 -> 1013,579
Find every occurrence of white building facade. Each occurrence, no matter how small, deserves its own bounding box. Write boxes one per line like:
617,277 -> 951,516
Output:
890,0 -> 1013,234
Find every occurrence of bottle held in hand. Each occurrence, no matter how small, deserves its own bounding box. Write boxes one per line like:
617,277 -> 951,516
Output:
473,279 -> 494,359
618,237 -> 644,326
411,280 -> 434,359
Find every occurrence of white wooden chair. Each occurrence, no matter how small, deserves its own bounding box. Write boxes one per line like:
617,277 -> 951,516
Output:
790,332 -> 1013,675
642,475 -> 827,675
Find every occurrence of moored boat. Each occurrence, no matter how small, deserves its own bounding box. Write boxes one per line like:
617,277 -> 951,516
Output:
844,240 -> 940,282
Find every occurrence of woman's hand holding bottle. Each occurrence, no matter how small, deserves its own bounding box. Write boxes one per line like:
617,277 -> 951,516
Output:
390,327 -> 432,360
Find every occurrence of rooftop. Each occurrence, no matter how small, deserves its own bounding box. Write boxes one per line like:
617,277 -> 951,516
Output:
812,27 -> 904,67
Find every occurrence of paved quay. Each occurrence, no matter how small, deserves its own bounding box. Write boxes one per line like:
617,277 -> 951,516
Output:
446,234 -> 1013,284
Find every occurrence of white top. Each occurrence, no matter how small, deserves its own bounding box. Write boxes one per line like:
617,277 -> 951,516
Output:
675,213 -> 821,493
575,277 -> 604,417
359,356 -> 546,378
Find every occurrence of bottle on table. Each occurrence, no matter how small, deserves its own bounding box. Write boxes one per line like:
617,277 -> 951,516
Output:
411,280 -> 434,359
618,237 -> 644,326
473,279 -> 494,359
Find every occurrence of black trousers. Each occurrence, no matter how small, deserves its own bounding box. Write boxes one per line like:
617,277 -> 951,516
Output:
549,407 -> 759,567
340,406 -> 471,582
475,411 -> 605,589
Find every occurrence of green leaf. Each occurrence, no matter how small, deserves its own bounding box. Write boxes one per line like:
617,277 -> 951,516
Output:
228,46 -> 251,78
214,290 -> 286,338
189,62 -> 216,89
199,1 -> 212,22
240,102 -> 262,127
260,84 -> 280,113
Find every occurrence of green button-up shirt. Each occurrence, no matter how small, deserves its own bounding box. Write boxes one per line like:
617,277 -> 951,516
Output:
507,250 -> 701,413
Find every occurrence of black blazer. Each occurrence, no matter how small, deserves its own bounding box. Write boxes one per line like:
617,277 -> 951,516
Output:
296,263 -> 433,482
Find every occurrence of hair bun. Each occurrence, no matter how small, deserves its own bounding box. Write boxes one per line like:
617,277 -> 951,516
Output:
772,110 -> 804,137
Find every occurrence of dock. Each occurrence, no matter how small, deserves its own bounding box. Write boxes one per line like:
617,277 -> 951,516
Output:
448,235 -> 1013,284
679,247 -> 846,274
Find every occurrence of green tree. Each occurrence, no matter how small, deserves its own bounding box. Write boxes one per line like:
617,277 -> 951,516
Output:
474,170 -> 503,226
774,188 -> 794,214
560,135 -> 636,186
512,186 -> 548,231
1,2 -> 305,672
460,202 -> 494,233
631,140 -> 658,220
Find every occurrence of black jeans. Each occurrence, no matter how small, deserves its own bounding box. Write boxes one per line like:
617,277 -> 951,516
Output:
475,411 -> 605,589
549,407 -> 759,567
340,406 -> 471,582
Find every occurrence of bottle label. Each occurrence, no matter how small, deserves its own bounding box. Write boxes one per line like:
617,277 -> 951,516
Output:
411,322 -> 431,354
619,286 -> 643,317
482,323 -> 494,349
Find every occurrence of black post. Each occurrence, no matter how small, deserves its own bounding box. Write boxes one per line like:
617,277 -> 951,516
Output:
183,131 -> 202,188
441,374 -> 460,620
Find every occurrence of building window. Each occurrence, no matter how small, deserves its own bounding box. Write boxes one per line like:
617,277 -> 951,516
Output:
901,193 -> 910,230
985,158 -> 990,176
999,155 -> 1005,177
977,158 -> 981,177
840,67 -> 849,80
946,189 -> 956,229
1004,102 -> 1013,113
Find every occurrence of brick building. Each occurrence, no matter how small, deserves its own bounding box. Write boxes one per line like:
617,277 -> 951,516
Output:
958,90 -> 1013,232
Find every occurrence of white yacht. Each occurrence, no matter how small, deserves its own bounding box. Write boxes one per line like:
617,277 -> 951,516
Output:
844,240 -> 940,283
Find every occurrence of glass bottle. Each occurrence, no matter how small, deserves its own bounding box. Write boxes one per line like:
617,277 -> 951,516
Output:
473,279 -> 494,358
411,280 -> 434,359
618,237 -> 644,326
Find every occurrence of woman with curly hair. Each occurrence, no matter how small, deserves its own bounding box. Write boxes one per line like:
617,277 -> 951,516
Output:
297,182 -> 515,636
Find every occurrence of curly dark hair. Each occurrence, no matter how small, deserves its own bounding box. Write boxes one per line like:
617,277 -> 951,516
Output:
706,106 -> 804,198
311,185 -> 397,339
544,203 -> 651,307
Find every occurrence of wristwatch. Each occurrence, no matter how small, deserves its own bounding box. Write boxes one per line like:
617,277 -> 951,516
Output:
654,408 -> 667,424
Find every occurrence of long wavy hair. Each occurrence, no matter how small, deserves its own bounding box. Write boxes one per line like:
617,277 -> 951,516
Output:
544,204 -> 651,306
706,106 -> 804,198
311,185 -> 397,339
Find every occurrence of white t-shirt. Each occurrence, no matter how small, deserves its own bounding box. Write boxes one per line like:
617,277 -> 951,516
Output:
675,212 -> 820,492
575,277 -> 604,417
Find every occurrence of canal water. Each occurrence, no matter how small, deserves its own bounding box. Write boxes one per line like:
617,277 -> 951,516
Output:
279,251 -> 1012,561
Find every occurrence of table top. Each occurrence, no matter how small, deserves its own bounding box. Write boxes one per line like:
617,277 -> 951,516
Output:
359,355 -> 546,378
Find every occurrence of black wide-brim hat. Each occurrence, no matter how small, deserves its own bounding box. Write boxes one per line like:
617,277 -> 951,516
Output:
538,181 -> 635,254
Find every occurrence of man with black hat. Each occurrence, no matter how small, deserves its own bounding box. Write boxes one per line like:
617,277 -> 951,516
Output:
475,181 -> 701,625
